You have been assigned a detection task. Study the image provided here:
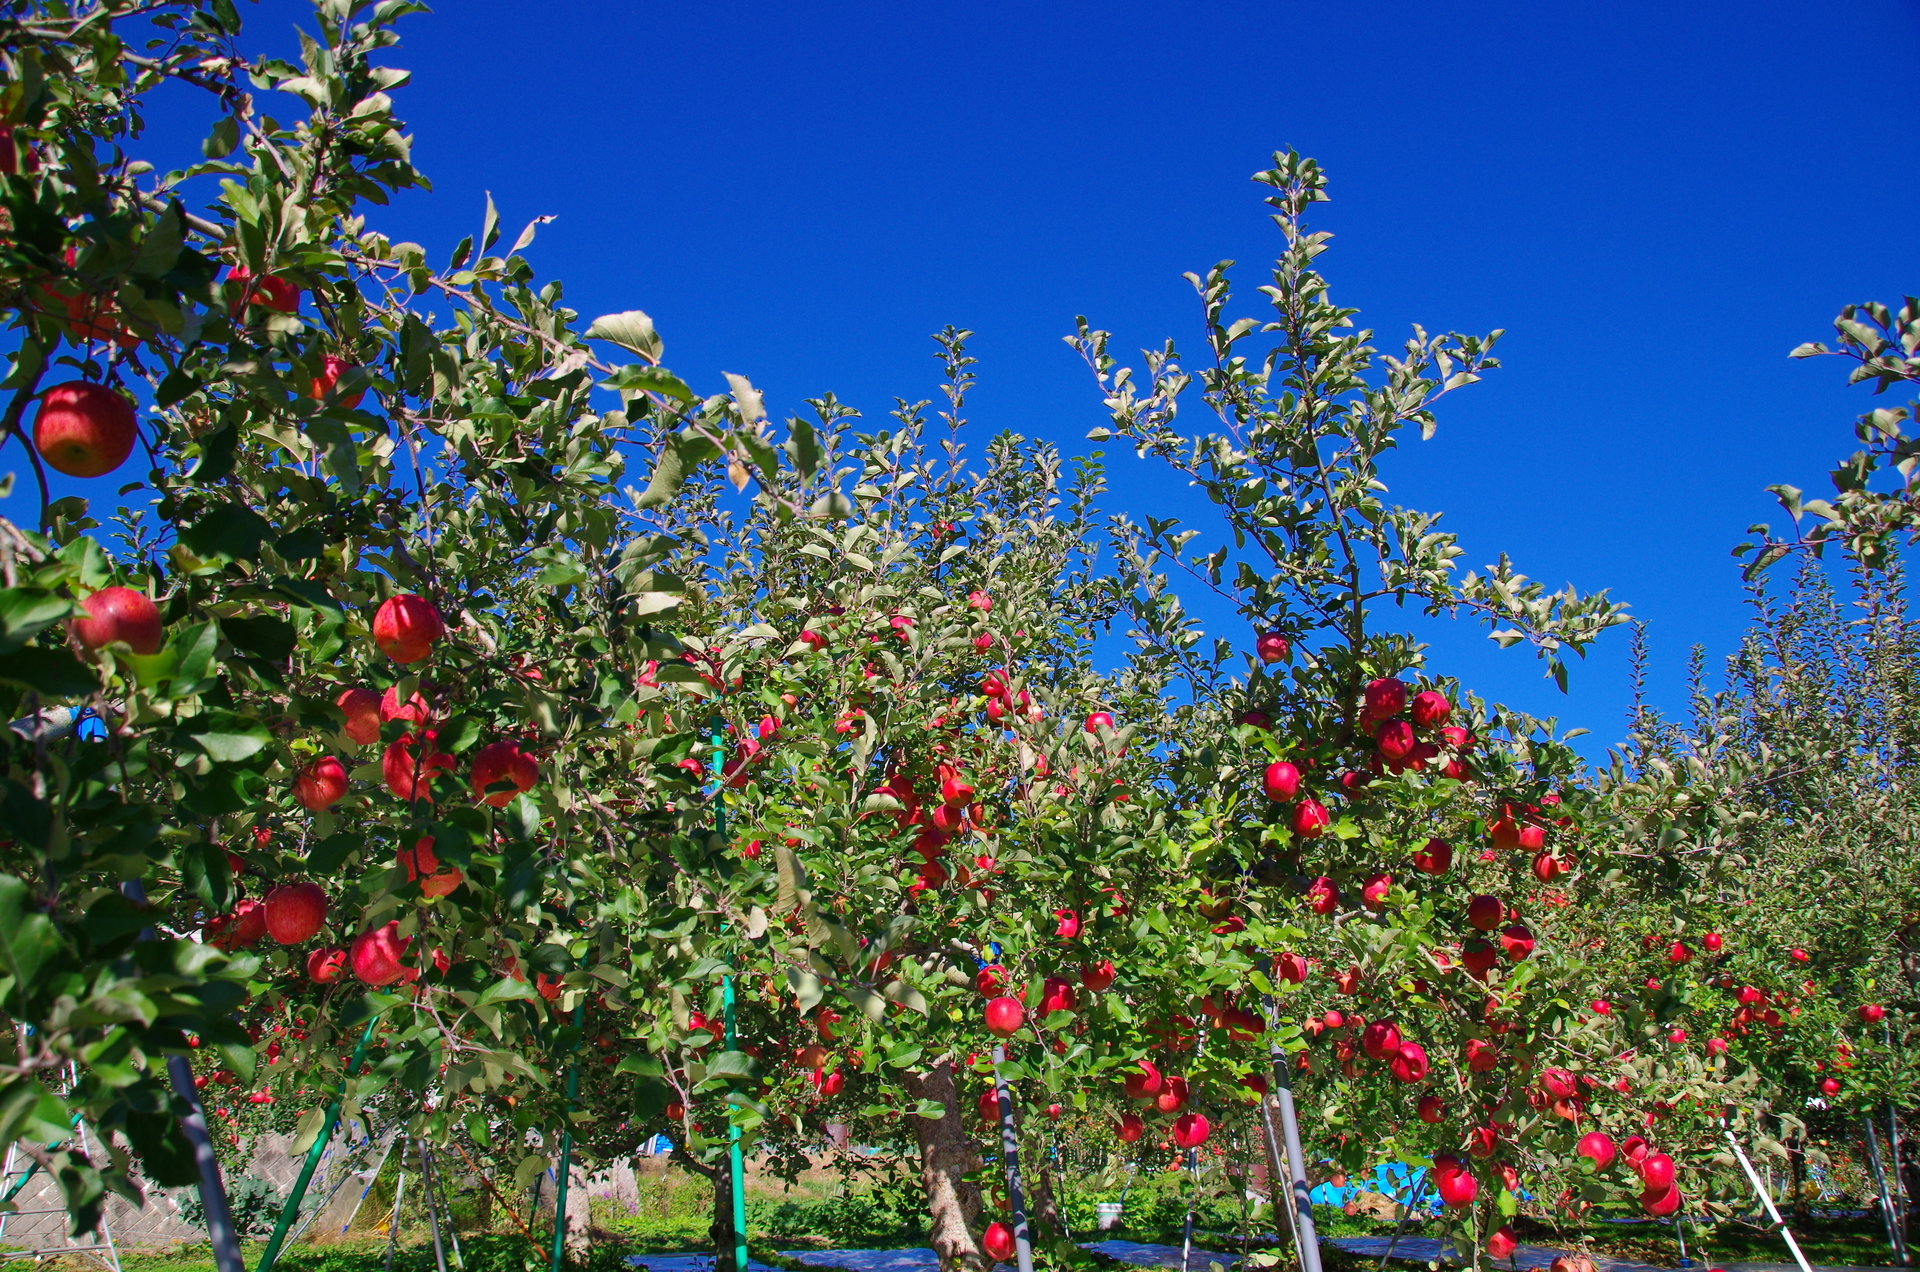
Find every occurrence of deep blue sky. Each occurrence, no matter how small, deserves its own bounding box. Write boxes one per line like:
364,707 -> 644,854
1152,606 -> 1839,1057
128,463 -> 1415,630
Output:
44,0 -> 1920,749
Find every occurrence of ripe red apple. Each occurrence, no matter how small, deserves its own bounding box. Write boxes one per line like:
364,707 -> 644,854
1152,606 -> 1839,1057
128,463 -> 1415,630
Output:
1821,1076 -> 1841,1096
371,594 -> 445,663
1638,1153 -> 1675,1191
227,266 -> 300,314
1171,1112 -> 1210,1148
310,355 -> 365,409
294,757 -> 348,811
1255,630 -> 1290,664
1640,1185 -> 1681,1217
1859,1003 -> 1885,1024
470,739 -> 538,807
819,1068 -> 845,1096
1621,1135 -> 1650,1164
977,1088 -> 1000,1121
984,996 -> 1024,1037
1531,851 -> 1566,883
1465,1039 -> 1499,1072
1084,711 -> 1114,733
1361,1020 -> 1402,1060
940,771 -> 976,807
336,687 -> 381,744
1789,947 -> 1810,962
350,921 -> 411,985
1275,951 -> 1307,984
1363,677 -> 1407,719
1293,799 -> 1332,839
1374,718 -> 1416,762
799,629 -> 829,653
1153,1076 -> 1189,1114
400,837 -> 464,898
33,381 -> 138,478
1667,941 -> 1692,965
1708,1037 -> 1729,1056
70,586 -> 164,655
1039,977 -> 1075,1015
983,1222 -> 1016,1262
1540,1068 -> 1577,1099
1361,873 -> 1392,909
1590,999 -> 1611,1015
1123,1061 -> 1163,1100
1305,876 -> 1338,915
1389,1042 -> 1429,1083
1576,1131 -> 1616,1169
1417,1095 -> 1444,1123
380,684 -> 431,724
1081,960 -> 1117,993
1053,909 -> 1081,939
1434,1165 -> 1477,1208
1737,985 -> 1763,1005
383,732 -> 454,802
1116,1113 -> 1144,1143
1487,1227 -> 1517,1260
1498,924 -> 1535,962
263,882 -> 328,944
1466,895 -> 1503,932
307,946 -> 346,984
1239,708 -> 1273,730
1408,690 -> 1450,727
976,965 -> 1007,996
1412,838 -> 1452,875
1261,761 -> 1301,802
1703,932 -> 1723,953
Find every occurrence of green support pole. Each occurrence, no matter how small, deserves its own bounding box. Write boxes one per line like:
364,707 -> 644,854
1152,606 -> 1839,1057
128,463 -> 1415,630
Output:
257,1018 -> 380,1272
549,1001 -> 583,1272
712,720 -> 750,1272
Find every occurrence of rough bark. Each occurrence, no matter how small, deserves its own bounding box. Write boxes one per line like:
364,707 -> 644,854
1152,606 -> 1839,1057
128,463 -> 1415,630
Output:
905,1060 -> 990,1272
668,1147 -> 734,1272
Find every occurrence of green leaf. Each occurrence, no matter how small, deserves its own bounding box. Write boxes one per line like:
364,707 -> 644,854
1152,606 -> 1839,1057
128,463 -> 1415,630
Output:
586,311 -> 662,362
179,505 -> 273,563
289,1106 -> 328,1154
0,875 -> 64,997
188,716 -> 271,763
0,646 -> 94,696
786,968 -> 824,1015
911,1099 -> 948,1121
600,365 -> 695,403
221,615 -> 296,664
0,588 -> 71,655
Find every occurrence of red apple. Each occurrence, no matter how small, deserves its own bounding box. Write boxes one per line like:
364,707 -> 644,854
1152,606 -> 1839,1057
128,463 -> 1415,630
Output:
799,629 -> 829,653
1084,711 -> 1114,733
400,836 -> 463,898
70,586 -> 163,654
1821,1076 -> 1841,1096
1081,960 -> 1117,993
1708,1037 -> 1729,1056
227,266 -> 301,314
1255,630 -> 1290,664
1487,1227 -> 1517,1260
1590,999 -> 1612,1015
1409,690 -> 1451,727
306,946 -> 346,984
1305,876 -> 1338,915
1115,1113 -> 1144,1143
1790,948 -> 1810,962
1039,977 -> 1075,1015
940,772 -> 976,807
470,739 -> 538,807
819,1068 -> 845,1096
1531,851 -> 1566,883
263,883 -> 328,944
1153,1076 -> 1190,1114
1638,1153 -> 1675,1191
1461,939 -> 1498,974
1413,838 -> 1452,875
1667,941 -> 1692,965
1262,761 -> 1301,801
294,757 -> 348,811
1293,799 -> 1332,839
984,996 -> 1024,1037
1434,1166 -> 1477,1208
1363,677 -> 1407,719
983,1222 -> 1016,1262
1275,951 -> 1308,984
1053,909 -> 1081,939
380,684 -> 431,724
336,687 -> 382,744
1171,1112 -> 1210,1148
1361,873 -> 1391,909
1465,1039 -> 1500,1072
976,965 -> 1007,997
1640,1185 -> 1681,1217
383,732 -> 454,803
1859,1003 -> 1885,1024
33,381 -> 138,478
1123,1061 -> 1163,1100
371,593 -> 445,663
1389,1042 -> 1429,1083
310,355 -> 365,409
1375,718 -> 1416,762
1576,1131 -> 1616,1169
1498,924 -> 1535,962
1466,895 -> 1503,932
1417,1095 -> 1444,1123
1702,932 -> 1723,953
350,921 -> 411,985
1361,1019 -> 1402,1060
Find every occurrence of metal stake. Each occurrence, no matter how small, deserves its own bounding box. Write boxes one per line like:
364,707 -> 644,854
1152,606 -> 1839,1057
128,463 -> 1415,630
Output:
257,1018 -> 380,1272
713,719 -> 750,1272
1263,976 -> 1322,1272
1866,1117 -> 1909,1265
1724,1123 -> 1814,1272
992,1046 -> 1036,1272
420,1138 -> 449,1272
549,1006 -> 583,1272
384,1139 -> 408,1272
1181,1147 -> 1198,1272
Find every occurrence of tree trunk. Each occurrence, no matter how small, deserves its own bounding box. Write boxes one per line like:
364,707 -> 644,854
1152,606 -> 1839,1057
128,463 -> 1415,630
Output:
905,1060 -> 990,1272
710,1166 -> 738,1272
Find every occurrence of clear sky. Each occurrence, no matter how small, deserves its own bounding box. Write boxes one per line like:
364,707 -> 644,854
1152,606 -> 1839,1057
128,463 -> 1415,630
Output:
46,0 -> 1920,750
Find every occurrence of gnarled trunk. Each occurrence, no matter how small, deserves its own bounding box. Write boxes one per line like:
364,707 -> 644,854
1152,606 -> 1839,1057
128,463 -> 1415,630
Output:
906,1060 -> 990,1272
